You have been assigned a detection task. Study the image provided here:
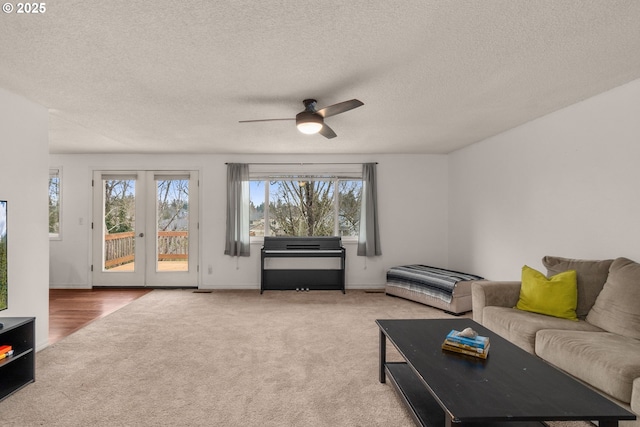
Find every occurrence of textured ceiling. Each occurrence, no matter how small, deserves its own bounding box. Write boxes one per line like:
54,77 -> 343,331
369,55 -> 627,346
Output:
1,1 -> 640,155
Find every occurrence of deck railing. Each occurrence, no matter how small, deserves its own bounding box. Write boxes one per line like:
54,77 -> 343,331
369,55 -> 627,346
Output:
104,231 -> 188,268
104,231 -> 135,268
157,231 -> 189,261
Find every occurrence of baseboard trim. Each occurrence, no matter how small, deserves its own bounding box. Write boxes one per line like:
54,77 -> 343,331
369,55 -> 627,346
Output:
50,283 -> 387,291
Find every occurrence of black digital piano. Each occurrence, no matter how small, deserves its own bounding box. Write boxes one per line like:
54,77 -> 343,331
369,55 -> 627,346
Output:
260,236 -> 346,293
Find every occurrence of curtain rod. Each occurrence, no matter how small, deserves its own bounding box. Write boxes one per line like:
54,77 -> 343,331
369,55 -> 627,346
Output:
224,162 -> 377,165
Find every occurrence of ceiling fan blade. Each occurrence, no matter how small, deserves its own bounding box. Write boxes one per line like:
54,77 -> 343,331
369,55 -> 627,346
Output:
238,118 -> 295,123
319,124 -> 337,139
316,99 -> 364,118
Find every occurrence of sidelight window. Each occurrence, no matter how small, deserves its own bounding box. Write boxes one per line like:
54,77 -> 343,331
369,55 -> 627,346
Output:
49,168 -> 61,239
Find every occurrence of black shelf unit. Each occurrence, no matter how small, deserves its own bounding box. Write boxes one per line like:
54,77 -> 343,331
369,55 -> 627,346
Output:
0,317 -> 35,402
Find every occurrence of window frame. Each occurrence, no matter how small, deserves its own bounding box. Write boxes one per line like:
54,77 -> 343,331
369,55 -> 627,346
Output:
49,167 -> 62,240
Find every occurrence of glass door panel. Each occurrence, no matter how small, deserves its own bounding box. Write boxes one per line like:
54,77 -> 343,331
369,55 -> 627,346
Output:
146,171 -> 198,287
92,172 -> 145,286
103,178 -> 137,272
155,176 -> 189,273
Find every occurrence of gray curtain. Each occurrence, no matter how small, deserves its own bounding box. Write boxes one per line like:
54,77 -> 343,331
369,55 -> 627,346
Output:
357,163 -> 382,256
224,163 -> 250,257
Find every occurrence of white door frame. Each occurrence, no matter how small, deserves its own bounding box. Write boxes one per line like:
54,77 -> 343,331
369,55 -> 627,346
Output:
91,170 -> 199,287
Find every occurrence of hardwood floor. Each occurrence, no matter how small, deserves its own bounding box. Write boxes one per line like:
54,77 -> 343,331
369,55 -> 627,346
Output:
49,288 -> 152,344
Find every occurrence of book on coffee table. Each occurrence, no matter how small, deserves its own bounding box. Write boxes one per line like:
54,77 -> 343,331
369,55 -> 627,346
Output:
442,329 -> 490,358
442,340 -> 490,359
445,329 -> 489,348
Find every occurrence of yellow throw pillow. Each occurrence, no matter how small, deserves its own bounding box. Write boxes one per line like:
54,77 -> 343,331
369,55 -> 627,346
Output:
516,265 -> 578,321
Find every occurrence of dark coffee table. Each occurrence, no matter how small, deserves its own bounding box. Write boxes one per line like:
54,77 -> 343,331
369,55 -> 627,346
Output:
377,318 -> 636,427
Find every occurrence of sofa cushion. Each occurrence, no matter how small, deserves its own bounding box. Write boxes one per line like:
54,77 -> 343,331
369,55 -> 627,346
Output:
516,265 -> 578,320
586,257 -> 640,340
536,329 -> 640,404
542,256 -> 613,318
482,306 -> 603,353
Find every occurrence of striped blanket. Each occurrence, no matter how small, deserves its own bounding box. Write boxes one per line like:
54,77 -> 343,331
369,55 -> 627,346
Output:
386,265 -> 484,303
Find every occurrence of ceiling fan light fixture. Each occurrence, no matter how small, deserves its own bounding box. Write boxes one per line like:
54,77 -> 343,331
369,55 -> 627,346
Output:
296,111 -> 323,135
240,98 -> 363,139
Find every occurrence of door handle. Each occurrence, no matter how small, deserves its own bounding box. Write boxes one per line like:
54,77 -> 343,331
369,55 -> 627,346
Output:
138,233 -> 144,238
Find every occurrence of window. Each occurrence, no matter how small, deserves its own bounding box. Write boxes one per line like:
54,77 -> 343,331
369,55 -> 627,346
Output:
249,177 -> 362,238
338,179 -> 362,236
49,168 -> 61,239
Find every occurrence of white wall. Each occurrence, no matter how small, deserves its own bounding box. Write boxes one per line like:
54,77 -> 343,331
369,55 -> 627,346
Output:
49,153 -> 449,289
448,78 -> 640,280
0,88 -> 49,350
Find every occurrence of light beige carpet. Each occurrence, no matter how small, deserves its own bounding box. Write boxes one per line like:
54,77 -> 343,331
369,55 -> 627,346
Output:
0,290 -> 592,426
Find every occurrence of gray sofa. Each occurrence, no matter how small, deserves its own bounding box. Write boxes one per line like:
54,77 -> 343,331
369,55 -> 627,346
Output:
472,256 -> 640,427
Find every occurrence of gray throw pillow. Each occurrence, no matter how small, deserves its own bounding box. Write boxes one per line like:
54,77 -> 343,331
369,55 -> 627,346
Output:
586,257 -> 640,339
542,256 -> 613,319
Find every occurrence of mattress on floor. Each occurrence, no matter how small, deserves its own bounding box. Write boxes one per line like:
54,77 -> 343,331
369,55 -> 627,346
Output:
385,264 -> 484,314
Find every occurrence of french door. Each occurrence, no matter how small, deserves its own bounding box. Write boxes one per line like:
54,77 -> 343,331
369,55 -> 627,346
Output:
92,170 -> 199,287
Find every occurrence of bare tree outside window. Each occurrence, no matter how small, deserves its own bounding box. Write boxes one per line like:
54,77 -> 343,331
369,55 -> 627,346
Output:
0,201 -> 6,311
102,179 -> 136,270
157,179 -> 189,231
268,180 -> 335,236
249,180 -> 266,237
338,180 -> 362,237
104,179 -> 136,234
49,169 -> 60,236
156,178 -> 190,269
250,177 -> 361,238
104,180 -> 135,234
101,177 -> 191,271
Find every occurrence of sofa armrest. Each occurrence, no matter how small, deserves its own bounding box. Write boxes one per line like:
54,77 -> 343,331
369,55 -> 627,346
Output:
472,281 -> 521,324
632,377 -> 640,415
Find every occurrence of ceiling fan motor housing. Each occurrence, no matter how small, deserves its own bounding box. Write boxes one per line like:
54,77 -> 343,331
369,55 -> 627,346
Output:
302,99 -> 318,111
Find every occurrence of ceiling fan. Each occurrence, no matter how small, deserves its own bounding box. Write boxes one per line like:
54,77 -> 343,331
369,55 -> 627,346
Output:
239,98 -> 364,139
